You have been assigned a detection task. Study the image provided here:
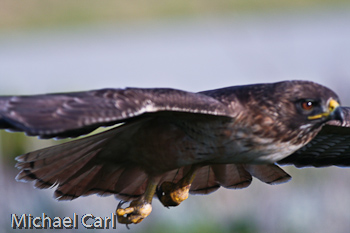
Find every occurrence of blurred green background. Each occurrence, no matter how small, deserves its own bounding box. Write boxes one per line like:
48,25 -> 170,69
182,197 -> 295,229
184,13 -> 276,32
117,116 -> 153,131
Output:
1,1 -> 350,233
1,0 -> 349,30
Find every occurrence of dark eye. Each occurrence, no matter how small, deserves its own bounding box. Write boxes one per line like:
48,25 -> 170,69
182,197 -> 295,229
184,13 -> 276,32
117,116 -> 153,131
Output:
301,100 -> 314,111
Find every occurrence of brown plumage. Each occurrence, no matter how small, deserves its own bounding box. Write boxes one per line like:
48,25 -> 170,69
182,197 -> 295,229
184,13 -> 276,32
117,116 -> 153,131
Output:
1,80 -> 349,225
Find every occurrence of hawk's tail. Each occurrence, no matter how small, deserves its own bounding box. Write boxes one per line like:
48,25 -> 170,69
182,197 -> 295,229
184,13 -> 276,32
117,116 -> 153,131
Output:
15,125 -> 150,201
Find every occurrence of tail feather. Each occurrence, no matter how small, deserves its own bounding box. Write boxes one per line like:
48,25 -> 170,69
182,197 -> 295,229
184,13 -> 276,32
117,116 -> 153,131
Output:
14,127 -> 139,200
114,166 -> 148,198
89,167 -> 126,196
16,146 -> 102,187
16,131 -> 113,167
212,164 -> 252,189
54,165 -> 103,200
244,164 -> 291,184
80,166 -> 148,201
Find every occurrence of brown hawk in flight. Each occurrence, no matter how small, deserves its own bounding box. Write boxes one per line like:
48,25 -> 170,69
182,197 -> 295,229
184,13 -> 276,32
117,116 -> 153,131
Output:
1,80 -> 350,225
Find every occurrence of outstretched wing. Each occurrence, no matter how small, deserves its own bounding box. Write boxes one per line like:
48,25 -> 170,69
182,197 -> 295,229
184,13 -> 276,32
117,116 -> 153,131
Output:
278,107 -> 350,167
0,88 -> 232,138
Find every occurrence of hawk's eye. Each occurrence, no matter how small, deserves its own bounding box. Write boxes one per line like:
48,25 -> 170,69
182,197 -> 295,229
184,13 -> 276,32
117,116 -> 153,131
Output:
301,100 -> 314,111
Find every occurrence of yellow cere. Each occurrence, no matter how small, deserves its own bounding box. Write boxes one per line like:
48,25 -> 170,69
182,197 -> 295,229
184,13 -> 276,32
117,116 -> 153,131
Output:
308,99 -> 340,120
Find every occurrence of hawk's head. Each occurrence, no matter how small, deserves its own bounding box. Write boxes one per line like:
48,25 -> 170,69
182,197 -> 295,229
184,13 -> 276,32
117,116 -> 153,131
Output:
235,80 -> 344,145
273,80 -> 343,126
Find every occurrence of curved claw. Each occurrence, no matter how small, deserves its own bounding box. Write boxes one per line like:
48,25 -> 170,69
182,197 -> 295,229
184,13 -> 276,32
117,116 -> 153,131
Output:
116,177 -> 159,226
117,200 -> 127,209
116,202 -> 130,230
116,200 -> 153,225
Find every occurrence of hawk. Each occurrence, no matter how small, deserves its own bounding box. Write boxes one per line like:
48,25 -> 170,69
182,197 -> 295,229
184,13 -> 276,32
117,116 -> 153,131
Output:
1,80 -> 349,225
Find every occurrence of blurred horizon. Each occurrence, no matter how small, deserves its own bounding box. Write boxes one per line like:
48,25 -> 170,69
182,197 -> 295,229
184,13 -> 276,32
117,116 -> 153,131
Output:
1,0 -> 350,31
1,1 -> 350,233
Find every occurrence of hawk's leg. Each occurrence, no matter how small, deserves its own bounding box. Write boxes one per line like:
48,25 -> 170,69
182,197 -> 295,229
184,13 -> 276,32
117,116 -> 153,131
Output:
116,177 -> 158,225
156,166 -> 197,207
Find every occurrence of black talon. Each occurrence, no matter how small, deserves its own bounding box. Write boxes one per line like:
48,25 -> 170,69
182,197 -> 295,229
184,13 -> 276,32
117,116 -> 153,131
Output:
117,200 -> 127,210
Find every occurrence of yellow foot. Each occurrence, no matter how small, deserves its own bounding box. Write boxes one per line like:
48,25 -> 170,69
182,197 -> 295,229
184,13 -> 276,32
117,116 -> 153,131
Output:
116,200 -> 152,225
156,181 -> 191,207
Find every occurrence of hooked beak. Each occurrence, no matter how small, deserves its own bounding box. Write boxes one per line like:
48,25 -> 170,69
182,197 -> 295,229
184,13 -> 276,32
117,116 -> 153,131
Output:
308,99 -> 344,124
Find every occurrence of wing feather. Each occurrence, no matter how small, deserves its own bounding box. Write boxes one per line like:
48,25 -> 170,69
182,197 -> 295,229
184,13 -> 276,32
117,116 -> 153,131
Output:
189,164 -> 290,195
278,107 -> 350,167
0,88 -> 231,138
244,164 -> 291,184
211,164 -> 252,189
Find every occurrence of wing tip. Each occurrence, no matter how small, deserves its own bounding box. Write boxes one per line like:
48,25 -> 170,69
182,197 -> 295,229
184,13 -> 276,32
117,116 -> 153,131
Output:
266,174 -> 292,185
224,178 -> 253,189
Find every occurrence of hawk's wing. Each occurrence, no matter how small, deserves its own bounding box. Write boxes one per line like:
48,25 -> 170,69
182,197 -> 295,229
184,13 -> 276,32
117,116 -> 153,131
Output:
278,107 -> 350,167
0,88 -> 232,138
